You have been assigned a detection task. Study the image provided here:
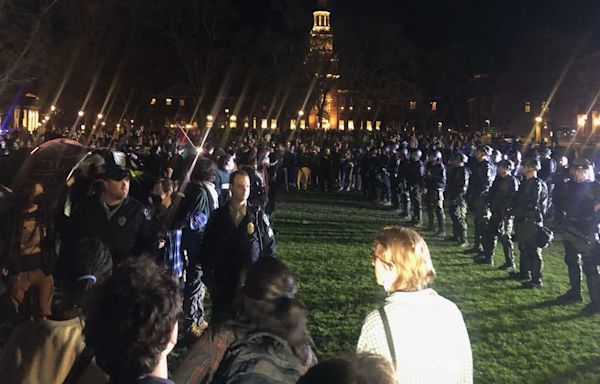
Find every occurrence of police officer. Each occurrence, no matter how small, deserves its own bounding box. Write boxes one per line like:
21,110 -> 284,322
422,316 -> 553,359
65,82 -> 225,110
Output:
67,152 -> 153,265
200,170 -> 276,319
511,157 -> 548,288
476,159 -> 519,267
538,147 -> 556,217
424,150 -> 446,236
552,156 -> 570,226
406,149 -> 425,224
556,157 -> 600,314
397,148 -> 410,218
388,149 -> 401,211
466,145 -> 494,253
446,152 -> 470,247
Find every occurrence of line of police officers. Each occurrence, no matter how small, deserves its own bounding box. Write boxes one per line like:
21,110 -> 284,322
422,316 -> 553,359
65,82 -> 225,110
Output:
383,144 -> 600,314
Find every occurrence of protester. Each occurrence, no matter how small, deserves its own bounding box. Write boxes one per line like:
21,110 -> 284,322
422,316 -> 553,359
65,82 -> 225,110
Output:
172,257 -> 316,384
357,226 -> 473,383
297,353 -> 396,384
0,181 -> 55,320
0,238 -> 112,384
83,256 -> 181,384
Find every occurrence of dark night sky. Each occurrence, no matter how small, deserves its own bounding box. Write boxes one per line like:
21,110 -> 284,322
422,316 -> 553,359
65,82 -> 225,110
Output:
330,0 -> 599,72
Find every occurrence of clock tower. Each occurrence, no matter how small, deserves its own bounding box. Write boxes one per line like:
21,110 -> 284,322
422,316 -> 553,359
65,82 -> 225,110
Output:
306,0 -> 340,130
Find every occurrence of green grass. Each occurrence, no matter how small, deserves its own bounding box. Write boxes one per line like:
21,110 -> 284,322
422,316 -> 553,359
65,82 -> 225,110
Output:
265,191 -> 600,384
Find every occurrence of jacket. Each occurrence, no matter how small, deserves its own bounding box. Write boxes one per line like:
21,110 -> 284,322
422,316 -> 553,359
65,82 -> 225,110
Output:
0,206 -> 56,274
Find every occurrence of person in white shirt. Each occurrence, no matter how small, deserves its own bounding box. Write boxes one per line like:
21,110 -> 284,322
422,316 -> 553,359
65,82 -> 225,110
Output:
357,226 -> 473,384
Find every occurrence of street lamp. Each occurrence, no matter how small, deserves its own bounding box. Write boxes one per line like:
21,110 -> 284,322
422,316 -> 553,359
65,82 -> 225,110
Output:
97,113 -> 103,119
535,116 -> 543,123
78,111 -> 84,117
50,105 -> 56,112
298,110 -> 304,117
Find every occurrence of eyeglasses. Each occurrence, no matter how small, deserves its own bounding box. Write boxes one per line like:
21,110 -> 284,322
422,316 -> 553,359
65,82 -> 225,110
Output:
370,251 -> 382,266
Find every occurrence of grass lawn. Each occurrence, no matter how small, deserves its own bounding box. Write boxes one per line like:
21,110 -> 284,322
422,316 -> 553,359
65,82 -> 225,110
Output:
263,190 -> 600,384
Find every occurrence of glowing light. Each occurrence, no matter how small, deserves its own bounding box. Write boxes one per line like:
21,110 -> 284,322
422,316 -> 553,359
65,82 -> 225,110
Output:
206,115 -> 214,121
185,124 -> 192,129
224,108 -> 230,113
101,122 -> 106,126
50,105 -> 56,112
367,106 -> 372,111
78,111 -> 84,117
116,123 -> 120,128
97,113 -> 103,119
44,115 -> 50,122
298,110 -> 304,117
535,116 -> 543,123
577,114 -> 587,129
593,112 -> 600,131
130,119 -> 134,123
230,115 -> 237,121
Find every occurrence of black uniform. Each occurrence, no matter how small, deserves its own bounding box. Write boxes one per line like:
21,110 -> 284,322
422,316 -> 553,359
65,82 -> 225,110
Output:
552,164 -> 569,225
397,156 -> 410,217
480,174 -> 519,265
68,196 -> 152,265
406,159 -> 425,223
447,164 -> 470,244
513,177 -> 548,285
467,159 -> 494,252
425,161 -> 446,234
200,203 -> 276,318
561,180 -> 600,307
539,156 -> 557,215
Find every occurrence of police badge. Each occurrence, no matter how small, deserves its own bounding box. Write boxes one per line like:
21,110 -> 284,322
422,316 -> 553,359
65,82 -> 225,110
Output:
118,216 -> 126,226
247,222 -> 255,234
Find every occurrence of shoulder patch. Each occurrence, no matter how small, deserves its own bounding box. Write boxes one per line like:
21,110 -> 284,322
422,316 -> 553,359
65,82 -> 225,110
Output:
143,207 -> 152,220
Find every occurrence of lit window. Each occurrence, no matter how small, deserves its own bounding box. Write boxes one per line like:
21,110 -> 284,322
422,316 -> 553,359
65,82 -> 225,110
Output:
150,98 -> 157,105
409,101 -> 417,110
261,119 -> 268,129
525,102 -> 531,113
271,119 -> 277,129
431,102 -> 437,111
166,98 -> 172,106
339,120 -> 345,130
179,99 -> 185,106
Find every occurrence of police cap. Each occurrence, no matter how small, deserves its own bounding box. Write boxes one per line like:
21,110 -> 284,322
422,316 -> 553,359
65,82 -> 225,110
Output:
497,159 -> 515,171
452,151 -> 468,163
475,145 -> 492,156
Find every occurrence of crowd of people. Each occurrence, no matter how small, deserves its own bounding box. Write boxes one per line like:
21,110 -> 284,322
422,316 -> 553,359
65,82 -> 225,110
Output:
0,123 -> 598,383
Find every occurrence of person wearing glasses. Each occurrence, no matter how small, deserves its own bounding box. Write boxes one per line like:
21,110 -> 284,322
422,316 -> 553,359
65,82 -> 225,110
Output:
357,226 -> 472,384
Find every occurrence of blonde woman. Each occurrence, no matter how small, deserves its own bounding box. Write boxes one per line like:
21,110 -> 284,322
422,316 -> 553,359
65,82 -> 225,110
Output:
357,226 -> 473,383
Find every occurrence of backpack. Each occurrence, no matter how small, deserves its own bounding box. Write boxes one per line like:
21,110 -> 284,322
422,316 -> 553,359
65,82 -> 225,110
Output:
214,330 -> 305,384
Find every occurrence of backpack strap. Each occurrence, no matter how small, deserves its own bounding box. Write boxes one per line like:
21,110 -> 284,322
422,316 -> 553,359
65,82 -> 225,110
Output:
378,306 -> 397,367
63,346 -> 94,384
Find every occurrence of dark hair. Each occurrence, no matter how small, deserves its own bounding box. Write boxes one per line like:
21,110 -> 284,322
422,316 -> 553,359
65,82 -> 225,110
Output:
297,353 -> 396,384
218,153 -> 233,170
57,238 -> 112,310
191,157 -> 218,183
235,258 -> 312,364
84,256 -> 181,383
229,169 -> 249,185
14,180 -> 38,209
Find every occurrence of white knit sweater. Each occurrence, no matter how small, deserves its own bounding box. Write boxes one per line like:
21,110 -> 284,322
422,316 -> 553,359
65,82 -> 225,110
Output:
357,289 -> 473,384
